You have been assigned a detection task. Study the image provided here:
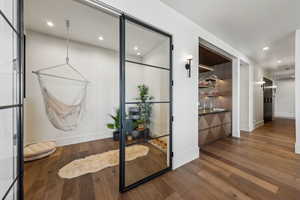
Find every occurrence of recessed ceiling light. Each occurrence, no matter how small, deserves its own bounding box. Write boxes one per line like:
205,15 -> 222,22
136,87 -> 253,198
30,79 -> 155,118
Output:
137,52 -> 141,56
277,60 -> 282,64
98,36 -> 104,41
46,21 -> 54,27
262,46 -> 270,51
134,46 -> 139,51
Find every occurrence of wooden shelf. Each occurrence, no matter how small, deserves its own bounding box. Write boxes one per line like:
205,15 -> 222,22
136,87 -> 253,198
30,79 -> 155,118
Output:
199,85 -> 213,89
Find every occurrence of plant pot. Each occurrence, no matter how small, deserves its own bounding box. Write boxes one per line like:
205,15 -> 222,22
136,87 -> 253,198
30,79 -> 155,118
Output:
137,124 -> 145,130
113,130 -> 120,141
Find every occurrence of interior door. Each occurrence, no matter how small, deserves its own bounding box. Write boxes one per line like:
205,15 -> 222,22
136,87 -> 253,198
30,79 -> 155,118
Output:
119,14 -> 173,192
0,0 -> 24,199
263,77 -> 273,122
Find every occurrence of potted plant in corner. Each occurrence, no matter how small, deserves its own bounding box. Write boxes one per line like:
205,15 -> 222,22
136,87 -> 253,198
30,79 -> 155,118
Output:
135,84 -> 154,139
107,108 -> 120,141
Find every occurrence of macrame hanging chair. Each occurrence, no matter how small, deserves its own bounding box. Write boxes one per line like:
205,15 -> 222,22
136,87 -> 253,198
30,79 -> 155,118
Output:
33,20 -> 89,132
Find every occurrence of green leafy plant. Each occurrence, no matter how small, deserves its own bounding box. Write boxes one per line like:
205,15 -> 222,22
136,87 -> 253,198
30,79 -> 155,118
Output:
135,84 -> 154,129
106,108 -> 120,131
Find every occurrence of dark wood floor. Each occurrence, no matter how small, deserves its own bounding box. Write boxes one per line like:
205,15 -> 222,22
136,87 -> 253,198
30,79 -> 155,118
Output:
25,118 -> 300,200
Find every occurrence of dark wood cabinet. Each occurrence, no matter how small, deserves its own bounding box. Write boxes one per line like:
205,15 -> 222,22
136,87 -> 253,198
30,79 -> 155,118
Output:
198,111 -> 231,146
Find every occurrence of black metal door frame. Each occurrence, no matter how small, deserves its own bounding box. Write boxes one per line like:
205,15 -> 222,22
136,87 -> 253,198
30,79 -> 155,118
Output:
119,14 -> 173,193
5,0 -> 173,197
0,0 -> 24,199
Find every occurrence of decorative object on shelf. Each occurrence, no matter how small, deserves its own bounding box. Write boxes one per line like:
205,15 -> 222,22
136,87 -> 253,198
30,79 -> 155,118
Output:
199,64 -> 214,73
131,130 -> 140,139
106,108 -> 120,141
185,55 -> 193,78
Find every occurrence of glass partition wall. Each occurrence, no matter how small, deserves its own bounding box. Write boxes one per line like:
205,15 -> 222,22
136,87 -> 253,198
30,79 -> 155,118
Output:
1,1 -> 172,198
0,0 -> 24,199
119,15 -> 173,192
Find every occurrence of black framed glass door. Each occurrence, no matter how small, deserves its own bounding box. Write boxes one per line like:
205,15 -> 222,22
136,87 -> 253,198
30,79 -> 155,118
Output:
119,14 -> 173,192
0,0 -> 24,199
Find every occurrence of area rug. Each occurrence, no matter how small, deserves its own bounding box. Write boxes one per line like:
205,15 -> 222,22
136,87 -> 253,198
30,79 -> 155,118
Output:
149,136 -> 168,152
58,145 -> 149,179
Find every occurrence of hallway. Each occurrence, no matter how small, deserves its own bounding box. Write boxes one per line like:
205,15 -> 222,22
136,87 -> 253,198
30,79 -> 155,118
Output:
118,118 -> 299,200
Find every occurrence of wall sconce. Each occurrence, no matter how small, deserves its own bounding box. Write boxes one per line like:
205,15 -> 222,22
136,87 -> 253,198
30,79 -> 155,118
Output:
185,55 -> 193,78
255,81 -> 266,88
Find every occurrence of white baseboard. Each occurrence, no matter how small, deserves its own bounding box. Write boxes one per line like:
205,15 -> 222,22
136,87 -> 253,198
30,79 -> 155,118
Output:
248,123 -> 255,132
240,122 -> 249,132
55,132 -> 112,147
172,145 -> 199,169
274,112 -> 295,119
296,143 -> 300,154
255,120 -> 264,129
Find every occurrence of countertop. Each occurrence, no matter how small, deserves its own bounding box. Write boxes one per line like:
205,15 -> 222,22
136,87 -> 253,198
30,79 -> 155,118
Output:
199,109 -> 230,116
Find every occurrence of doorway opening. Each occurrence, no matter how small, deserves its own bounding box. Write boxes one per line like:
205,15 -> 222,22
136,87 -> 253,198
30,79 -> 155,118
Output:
252,66 -> 296,152
198,39 -> 233,147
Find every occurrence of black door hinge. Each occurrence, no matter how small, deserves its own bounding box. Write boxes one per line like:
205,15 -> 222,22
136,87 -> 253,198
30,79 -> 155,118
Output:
171,44 -> 174,51
171,80 -> 174,86
171,152 -> 174,157
171,116 -> 174,122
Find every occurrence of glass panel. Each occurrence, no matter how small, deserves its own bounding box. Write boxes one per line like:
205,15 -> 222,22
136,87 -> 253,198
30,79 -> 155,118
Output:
2,179 -> 17,200
0,15 -> 19,107
0,108 -> 18,199
124,103 -> 170,186
125,63 -> 170,102
125,21 -> 170,69
125,136 -> 170,186
0,0 -> 18,29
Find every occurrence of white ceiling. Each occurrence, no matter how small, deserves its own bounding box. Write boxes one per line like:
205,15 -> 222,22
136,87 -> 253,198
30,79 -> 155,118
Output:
25,0 -> 167,57
161,0 -> 300,70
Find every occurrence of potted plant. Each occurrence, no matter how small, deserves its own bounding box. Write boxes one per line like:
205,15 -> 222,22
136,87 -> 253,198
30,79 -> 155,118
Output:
107,108 -> 120,141
135,84 -> 154,138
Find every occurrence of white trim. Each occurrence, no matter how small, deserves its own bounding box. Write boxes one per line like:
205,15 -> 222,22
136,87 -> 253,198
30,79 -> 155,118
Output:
295,30 -> 300,153
232,59 -> 240,138
172,146 -> 199,169
55,132 -> 112,147
274,112 -> 295,119
240,124 -> 250,132
296,143 -> 300,154
255,120 -> 264,129
249,121 -> 255,132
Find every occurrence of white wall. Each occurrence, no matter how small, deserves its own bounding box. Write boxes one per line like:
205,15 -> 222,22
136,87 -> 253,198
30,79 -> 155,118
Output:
96,0 -> 253,168
25,30 -> 123,146
274,80 -> 295,119
232,59 -> 240,138
295,30 -> 300,154
240,64 -> 250,131
253,66 -> 265,128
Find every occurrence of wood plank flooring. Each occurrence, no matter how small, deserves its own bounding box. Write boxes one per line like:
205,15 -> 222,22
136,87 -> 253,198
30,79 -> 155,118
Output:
25,118 -> 300,200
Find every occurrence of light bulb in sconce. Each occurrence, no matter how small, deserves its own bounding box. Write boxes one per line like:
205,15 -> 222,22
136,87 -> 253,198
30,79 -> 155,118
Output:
185,55 -> 193,78
186,55 -> 193,60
